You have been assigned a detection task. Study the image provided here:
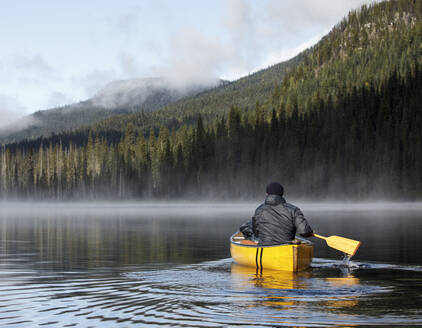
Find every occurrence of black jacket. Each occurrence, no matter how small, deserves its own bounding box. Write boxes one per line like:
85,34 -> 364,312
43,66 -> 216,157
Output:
240,195 -> 313,246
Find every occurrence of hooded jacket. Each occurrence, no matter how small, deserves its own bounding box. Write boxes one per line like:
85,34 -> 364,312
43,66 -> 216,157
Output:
240,194 -> 313,246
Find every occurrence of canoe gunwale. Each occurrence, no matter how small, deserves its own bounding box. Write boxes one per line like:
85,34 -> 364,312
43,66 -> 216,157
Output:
230,232 -> 313,248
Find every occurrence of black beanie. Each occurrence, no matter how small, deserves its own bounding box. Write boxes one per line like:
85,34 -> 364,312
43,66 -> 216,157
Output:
266,182 -> 284,196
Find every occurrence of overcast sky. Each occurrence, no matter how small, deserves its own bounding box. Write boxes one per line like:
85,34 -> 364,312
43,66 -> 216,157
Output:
0,0 -> 376,125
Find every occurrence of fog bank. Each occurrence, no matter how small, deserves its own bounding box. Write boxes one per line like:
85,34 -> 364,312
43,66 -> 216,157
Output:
1,201 -> 421,218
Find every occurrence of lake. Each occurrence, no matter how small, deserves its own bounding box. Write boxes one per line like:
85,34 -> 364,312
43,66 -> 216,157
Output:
0,202 -> 422,327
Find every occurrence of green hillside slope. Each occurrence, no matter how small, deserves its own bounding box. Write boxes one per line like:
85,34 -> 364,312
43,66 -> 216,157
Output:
276,0 -> 422,113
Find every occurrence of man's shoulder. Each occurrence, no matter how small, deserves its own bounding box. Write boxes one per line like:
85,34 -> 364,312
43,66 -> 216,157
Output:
254,203 -> 265,213
282,202 -> 300,212
255,200 -> 301,214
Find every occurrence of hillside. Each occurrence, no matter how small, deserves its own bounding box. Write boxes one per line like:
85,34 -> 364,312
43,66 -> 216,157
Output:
0,77 -> 224,144
1,0 -> 422,200
92,53 -> 305,133
276,0 -> 422,112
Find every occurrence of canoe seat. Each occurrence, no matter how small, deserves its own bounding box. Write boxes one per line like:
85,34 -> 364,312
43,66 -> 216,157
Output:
240,239 -> 258,245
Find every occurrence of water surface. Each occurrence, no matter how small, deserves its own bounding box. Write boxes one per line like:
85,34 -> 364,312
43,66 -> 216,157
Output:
0,202 -> 422,327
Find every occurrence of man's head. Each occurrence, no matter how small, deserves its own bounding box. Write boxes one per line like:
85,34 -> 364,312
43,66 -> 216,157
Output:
266,182 -> 284,196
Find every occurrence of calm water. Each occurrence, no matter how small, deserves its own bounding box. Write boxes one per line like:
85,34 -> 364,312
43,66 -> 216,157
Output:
0,202 -> 422,327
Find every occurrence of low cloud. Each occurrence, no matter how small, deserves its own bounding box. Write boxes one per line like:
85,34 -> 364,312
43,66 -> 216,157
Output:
47,92 -> 75,109
118,53 -> 143,78
0,54 -> 72,116
75,69 -> 118,99
260,33 -> 326,68
154,29 -> 232,89
74,54 -> 147,101
0,95 -> 37,133
91,78 -> 169,108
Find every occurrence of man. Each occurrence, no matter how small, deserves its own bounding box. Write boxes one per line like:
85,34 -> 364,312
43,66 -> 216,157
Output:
240,182 -> 313,246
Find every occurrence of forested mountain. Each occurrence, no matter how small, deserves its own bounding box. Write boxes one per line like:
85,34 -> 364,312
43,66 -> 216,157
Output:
92,78 -> 229,110
90,0 -> 421,135
0,77 -> 225,144
92,53 -> 305,134
1,0 -> 421,200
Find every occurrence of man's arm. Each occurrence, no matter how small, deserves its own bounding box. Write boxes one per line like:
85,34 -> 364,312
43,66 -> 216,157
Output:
293,207 -> 313,237
239,220 -> 253,239
240,204 -> 263,239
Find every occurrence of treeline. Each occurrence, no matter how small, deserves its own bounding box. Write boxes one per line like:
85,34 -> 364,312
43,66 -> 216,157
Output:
1,63 -> 421,200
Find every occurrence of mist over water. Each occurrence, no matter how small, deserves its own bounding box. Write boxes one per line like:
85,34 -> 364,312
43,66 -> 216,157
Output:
2,200 -> 421,212
0,202 -> 422,327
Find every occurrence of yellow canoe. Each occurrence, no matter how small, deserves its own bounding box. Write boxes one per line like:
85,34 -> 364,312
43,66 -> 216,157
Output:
230,231 -> 313,272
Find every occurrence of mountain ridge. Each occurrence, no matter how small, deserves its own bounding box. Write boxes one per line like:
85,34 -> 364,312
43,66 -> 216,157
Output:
0,77 -> 228,144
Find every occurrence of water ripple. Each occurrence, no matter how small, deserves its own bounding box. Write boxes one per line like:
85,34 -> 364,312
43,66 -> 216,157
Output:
0,258 -> 422,327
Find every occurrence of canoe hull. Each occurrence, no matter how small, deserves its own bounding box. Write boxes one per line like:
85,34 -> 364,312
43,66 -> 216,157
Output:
230,233 -> 313,272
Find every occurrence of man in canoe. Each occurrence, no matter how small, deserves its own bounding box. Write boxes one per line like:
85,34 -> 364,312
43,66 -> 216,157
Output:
240,182 -> 313,246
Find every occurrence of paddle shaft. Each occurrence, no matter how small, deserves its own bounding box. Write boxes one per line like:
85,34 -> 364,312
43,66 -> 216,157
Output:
313,233 -> 327,241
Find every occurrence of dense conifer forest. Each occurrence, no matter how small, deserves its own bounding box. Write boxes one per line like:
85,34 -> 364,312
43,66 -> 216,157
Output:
0,0 -> 421,200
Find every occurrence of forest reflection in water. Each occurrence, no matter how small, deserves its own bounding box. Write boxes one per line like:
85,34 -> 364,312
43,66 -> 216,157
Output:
0,203 -> 245,269
0,202 -> 422,327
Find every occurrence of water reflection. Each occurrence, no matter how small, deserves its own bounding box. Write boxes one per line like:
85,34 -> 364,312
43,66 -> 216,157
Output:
231,263 -> 361,313
0,212 -> 238,271
231,263 -> 310,290
325,275 -> 360,309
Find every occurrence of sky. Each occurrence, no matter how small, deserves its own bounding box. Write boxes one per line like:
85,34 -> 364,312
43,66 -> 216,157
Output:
0,0 -> 376,126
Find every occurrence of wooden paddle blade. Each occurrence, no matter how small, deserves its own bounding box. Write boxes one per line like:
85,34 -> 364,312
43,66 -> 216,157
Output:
325,235 -> 361,256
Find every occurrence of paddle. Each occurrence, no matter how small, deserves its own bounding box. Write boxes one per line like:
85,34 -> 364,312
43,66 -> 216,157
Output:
313,233 -> 361,257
